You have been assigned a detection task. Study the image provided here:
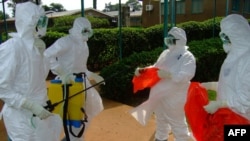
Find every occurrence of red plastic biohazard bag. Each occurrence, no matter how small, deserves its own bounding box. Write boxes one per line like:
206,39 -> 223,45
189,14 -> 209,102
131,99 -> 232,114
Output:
184,82 -> 209,141
203,108 -> 250,141
132,67 -> 160,93
185,82 -> 250,141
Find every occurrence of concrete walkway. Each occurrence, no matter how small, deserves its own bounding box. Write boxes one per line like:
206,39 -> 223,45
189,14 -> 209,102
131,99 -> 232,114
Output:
85,98 -> 157,141
0,98 -> 191,141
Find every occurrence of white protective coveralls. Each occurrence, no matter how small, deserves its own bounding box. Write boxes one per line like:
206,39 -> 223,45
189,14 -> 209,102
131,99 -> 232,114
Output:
44,17 -> 104,141
130,27 -> 196,141
0,2 -> 62,141
203,14 -> 250,120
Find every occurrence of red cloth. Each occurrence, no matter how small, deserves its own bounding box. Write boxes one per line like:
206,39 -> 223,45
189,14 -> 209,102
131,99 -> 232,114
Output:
132,67 -> 160,93
185,82 -> 250,141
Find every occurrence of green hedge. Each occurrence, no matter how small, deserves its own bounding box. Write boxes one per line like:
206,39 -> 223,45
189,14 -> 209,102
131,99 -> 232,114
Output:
99,38 -> 226,105
188,37 -> 226,82
178,17 -> 222,41
99,48 -> 162,105
41,16 -> 227,105
43,17 -> 224,72
47,15 -> 111,34
42,31 -> 66,47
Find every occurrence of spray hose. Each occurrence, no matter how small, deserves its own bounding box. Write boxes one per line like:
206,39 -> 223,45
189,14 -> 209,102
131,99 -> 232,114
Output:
45,68 -> 126,112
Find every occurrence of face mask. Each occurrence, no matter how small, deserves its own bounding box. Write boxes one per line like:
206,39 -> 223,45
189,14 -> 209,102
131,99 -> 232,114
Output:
81,27 -> 93,38
82,36 -> 88,42
164,34 -> 179,50
35,15 -> 48,38
219,32 -> 231,44
219,32 -> 232,53
223,43 -> 232,54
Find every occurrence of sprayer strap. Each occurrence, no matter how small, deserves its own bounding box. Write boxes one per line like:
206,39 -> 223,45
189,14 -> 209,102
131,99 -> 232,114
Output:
69,120 -> 87,138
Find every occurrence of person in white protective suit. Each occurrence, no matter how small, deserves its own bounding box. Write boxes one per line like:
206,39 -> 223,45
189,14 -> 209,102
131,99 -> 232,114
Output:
44,17 -> 104,141
0,2 -> 62,141
203,14 -> 250,120
130,27 -> 196,141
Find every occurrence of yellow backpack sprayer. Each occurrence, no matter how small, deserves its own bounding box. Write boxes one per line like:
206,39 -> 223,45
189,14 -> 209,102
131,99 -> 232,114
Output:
47,73 -> 88,140
42,69 -> 127,141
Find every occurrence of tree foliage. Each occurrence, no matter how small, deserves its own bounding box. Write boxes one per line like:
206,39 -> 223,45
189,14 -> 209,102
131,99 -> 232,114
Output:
103,0 -> 142,12
42,3 -> 66,12
0,11 -> 10,19
6,0 -> 66,17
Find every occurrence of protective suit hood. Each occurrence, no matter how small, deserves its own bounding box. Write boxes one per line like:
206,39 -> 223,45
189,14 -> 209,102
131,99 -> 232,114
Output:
167,27 -> 188,53
13,2 -> 45,39
220,14 -> 250,57
168,27 -> 187,46
69,17 -> 92,41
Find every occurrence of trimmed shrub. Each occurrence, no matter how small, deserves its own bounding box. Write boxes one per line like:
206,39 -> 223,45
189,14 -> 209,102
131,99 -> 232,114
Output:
99,47 -> 162,106
42,31 -> 66,47
188,37 -> 226,81
99,38 -> 226,105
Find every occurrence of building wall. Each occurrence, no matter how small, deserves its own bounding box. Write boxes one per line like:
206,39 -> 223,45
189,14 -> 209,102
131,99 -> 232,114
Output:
141,0 -> 250,28
85,10 -> 110,18
175,0 -> 227,23
0,20 -> 15,33
141,0 -> 161,27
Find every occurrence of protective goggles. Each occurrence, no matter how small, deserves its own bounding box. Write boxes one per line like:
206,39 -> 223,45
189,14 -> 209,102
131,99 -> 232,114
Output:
36,15 -> 48,28
81,28 -> 93,38
164,34 -> 179,46
219,32 -> 231,44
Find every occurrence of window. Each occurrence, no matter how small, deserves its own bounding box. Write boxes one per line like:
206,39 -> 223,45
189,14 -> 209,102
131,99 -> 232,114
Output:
160,0 -> 185,15
161,2 -> 170,16
176,0 -> 185,14
244,0 -> 250,13
192,0 -> 203,14
232,0 -> 240,12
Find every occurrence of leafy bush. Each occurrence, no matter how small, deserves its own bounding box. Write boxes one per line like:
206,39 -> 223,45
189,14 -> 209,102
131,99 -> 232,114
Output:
144,24 -> 165,50
42,31 -> 66,47
88,27 -> 150,71
178,17 -> 222,41
188,37 -> 226,81
42,16 -> 228,105
87,16 -> 110,28
48,15 -> 111,34
44,16 -> 225,72
99,47 -> 162,105
99,38 -> 225,105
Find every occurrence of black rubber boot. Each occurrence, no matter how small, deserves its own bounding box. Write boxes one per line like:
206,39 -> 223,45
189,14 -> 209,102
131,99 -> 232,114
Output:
155,139 -> 167,141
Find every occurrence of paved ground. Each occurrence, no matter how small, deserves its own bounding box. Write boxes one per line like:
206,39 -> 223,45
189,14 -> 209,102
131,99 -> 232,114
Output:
0,98 -> 197,141
84,98 -> 158,141
0,80 -> 194,141
0,98 -> 158,141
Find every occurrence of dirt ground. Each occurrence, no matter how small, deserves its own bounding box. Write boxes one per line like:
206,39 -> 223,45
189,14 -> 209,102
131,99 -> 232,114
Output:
0,98 -> 196,141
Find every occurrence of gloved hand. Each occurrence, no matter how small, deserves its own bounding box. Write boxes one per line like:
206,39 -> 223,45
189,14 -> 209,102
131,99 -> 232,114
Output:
157,69 -> 171,79
21,99 -> 53,120
52,67 -> 72,84
90,72 -> 105,85
201,82 -> 218,91
203,100 -> 227,114
59,73 -> 72,84
34,38 -> 46,55
134,67 -> 145,76
87,71 -> 105,85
